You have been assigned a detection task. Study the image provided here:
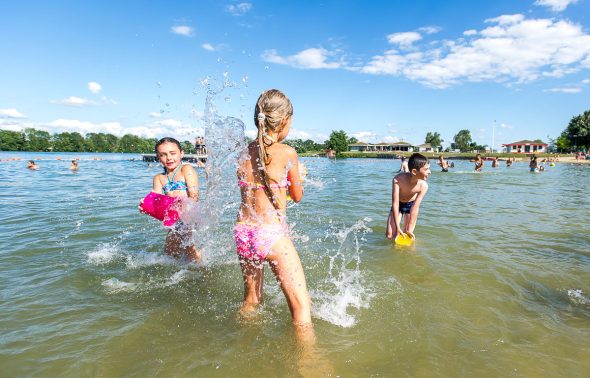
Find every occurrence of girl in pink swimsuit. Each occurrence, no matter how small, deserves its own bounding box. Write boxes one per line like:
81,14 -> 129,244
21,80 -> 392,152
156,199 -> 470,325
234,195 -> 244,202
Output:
234,89 -> 312,335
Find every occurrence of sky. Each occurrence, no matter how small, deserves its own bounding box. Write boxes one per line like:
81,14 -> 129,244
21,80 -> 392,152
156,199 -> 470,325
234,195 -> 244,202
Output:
1,0 -> 589,150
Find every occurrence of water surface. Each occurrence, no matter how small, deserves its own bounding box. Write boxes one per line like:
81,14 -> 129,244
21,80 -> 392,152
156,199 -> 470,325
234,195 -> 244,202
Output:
1,152 -> 589,376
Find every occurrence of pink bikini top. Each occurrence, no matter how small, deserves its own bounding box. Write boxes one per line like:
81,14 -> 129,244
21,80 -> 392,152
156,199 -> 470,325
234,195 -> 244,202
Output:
238,180 -> 288,190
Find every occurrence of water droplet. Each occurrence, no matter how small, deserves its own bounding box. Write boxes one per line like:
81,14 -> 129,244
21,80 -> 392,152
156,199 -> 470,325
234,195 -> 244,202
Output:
242,75 -> 249,83
156,81 -> 162,88
264,66 -> 269,70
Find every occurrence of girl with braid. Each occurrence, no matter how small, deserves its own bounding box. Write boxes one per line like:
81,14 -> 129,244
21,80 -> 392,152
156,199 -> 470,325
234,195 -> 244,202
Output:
234,89 -> 312,334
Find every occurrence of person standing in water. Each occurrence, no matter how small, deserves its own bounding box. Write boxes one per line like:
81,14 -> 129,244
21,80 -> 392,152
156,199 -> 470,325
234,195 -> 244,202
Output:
386,153 -> 430,240
152,137 -> 200,262
398,156 -> 409,173
70,160 -> 79,171
471,153 -> 484,172
438,155 -> 449,172
234,89 -> 312,334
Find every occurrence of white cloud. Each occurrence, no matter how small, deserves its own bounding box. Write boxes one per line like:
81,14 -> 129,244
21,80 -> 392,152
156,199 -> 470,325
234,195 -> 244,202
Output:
419,26 -> 442,35
463,29 -> 477,36
202,43 -> 215,51
149,112 -> 162,118
100,96 -> 118,105
171,25 -> 194,37
261,48 -> 344,69
387,32 -> 422,48
581,79 -> 590,84
0,108 -> 26,118
499,123 -> 513,129
534,0 -> 578,12
44,118 -> 200,140
361,15 -> 590,88
543,87 -> 582,93
51,96 -> 96,107
351,131 -> 378,142
88,82 -> 102,94
226,2 -> 252,16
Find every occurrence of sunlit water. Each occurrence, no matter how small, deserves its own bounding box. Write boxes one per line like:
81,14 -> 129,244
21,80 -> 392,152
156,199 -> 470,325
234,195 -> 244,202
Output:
1,149 -> 589,376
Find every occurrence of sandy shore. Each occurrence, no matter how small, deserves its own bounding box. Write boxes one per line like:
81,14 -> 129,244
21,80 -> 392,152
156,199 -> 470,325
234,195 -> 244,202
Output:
553,156 -> 590,165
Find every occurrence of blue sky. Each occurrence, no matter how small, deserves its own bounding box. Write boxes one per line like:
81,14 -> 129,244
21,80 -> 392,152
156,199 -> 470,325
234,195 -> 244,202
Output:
1,0 -> 589,149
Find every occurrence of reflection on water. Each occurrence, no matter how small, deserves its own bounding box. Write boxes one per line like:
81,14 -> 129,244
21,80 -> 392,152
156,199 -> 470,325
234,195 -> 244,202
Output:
1,147 -> 590,376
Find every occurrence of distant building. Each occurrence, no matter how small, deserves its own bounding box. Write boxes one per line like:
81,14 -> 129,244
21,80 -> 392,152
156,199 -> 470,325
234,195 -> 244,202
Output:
349,141 -> 414,152
502,140 -> 548,154
416,143 -> 439,153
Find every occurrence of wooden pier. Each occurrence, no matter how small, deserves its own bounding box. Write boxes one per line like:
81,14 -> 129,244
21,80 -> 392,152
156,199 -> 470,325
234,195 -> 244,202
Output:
141,154 -> 207,163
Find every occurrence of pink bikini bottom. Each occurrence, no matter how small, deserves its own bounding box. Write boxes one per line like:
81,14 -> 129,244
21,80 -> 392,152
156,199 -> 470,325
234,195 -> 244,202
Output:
234,222 -> 287,261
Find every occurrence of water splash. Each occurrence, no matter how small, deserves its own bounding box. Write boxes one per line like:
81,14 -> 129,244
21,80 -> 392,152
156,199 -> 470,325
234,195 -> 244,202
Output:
180,74 -> 248,265
311,217 -> 374,327
567,289 -> 589,305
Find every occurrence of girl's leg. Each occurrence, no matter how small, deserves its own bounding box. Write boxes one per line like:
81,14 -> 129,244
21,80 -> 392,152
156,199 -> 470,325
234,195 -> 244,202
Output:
165,228 -> 201,262
238,259 -> 264,315
164,230 -> 182,258
267,237 -> 312,326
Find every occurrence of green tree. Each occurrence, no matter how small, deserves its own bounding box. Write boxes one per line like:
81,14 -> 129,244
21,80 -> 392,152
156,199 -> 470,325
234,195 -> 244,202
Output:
453,129 -> 473,152
0,130 -> 26,151
563,110 -> 590,151
118,134 -> 144,152
325,130 -> 349,154
182,140 -> 195,154
425,132 -> 443,149
24,128 -> 51,151
347,136 -> 358,144
555,134 -> 572,152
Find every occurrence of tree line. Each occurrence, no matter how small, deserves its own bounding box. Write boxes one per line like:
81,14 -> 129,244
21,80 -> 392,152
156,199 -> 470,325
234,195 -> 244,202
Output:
3,109 -> 587,154
0,128 -> 196,153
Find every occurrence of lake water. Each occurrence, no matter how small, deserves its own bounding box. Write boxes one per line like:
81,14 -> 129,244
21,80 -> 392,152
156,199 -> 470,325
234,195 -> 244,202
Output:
1,151 -> 589,377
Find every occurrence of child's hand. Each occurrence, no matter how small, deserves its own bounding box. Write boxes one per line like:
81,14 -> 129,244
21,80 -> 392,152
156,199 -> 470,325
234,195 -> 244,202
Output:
406,231 -> 415,240
138,199 -> 146,214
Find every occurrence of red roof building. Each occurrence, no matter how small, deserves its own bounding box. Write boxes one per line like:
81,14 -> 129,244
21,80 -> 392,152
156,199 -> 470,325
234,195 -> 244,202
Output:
502,140 -> 548,154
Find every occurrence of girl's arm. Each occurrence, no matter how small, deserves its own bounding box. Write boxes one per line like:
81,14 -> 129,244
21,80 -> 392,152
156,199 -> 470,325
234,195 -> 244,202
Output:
182,164 -> 199,201
153,175 -> 163,194
406,182 -> 429,234
286,148 -> 304,203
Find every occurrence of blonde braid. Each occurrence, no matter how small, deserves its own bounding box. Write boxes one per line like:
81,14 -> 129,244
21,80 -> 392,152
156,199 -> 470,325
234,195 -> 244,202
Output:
254,89 -> 293,209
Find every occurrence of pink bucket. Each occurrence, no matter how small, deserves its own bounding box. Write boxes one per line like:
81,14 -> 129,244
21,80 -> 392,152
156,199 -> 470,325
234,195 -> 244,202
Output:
139,192 -> 180,227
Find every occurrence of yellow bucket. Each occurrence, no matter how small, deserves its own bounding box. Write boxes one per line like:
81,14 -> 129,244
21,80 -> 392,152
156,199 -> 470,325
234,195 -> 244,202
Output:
395,233 -> 415,246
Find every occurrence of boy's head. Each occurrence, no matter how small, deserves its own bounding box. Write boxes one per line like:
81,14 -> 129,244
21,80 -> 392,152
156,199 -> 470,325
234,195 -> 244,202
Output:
408,153 -> 430,180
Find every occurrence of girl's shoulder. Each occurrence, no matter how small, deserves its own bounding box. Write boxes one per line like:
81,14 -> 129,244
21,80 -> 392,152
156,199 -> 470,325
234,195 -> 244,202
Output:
180,163 -> 197,174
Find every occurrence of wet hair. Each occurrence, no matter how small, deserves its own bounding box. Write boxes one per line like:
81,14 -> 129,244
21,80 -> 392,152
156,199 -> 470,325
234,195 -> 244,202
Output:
253,89 -> 293,209
28,160 -> 35,164
155,137 -> 183,154
408,153 -> 429,171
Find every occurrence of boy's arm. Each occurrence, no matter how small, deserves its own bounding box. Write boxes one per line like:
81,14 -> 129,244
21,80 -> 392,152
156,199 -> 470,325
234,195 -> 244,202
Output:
406,182 -> 429,235
182,164 -> 199,201
391,177 -> 402,230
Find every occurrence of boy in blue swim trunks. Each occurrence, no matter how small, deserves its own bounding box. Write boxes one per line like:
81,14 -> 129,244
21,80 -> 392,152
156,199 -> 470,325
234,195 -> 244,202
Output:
386,153 -> 430,240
